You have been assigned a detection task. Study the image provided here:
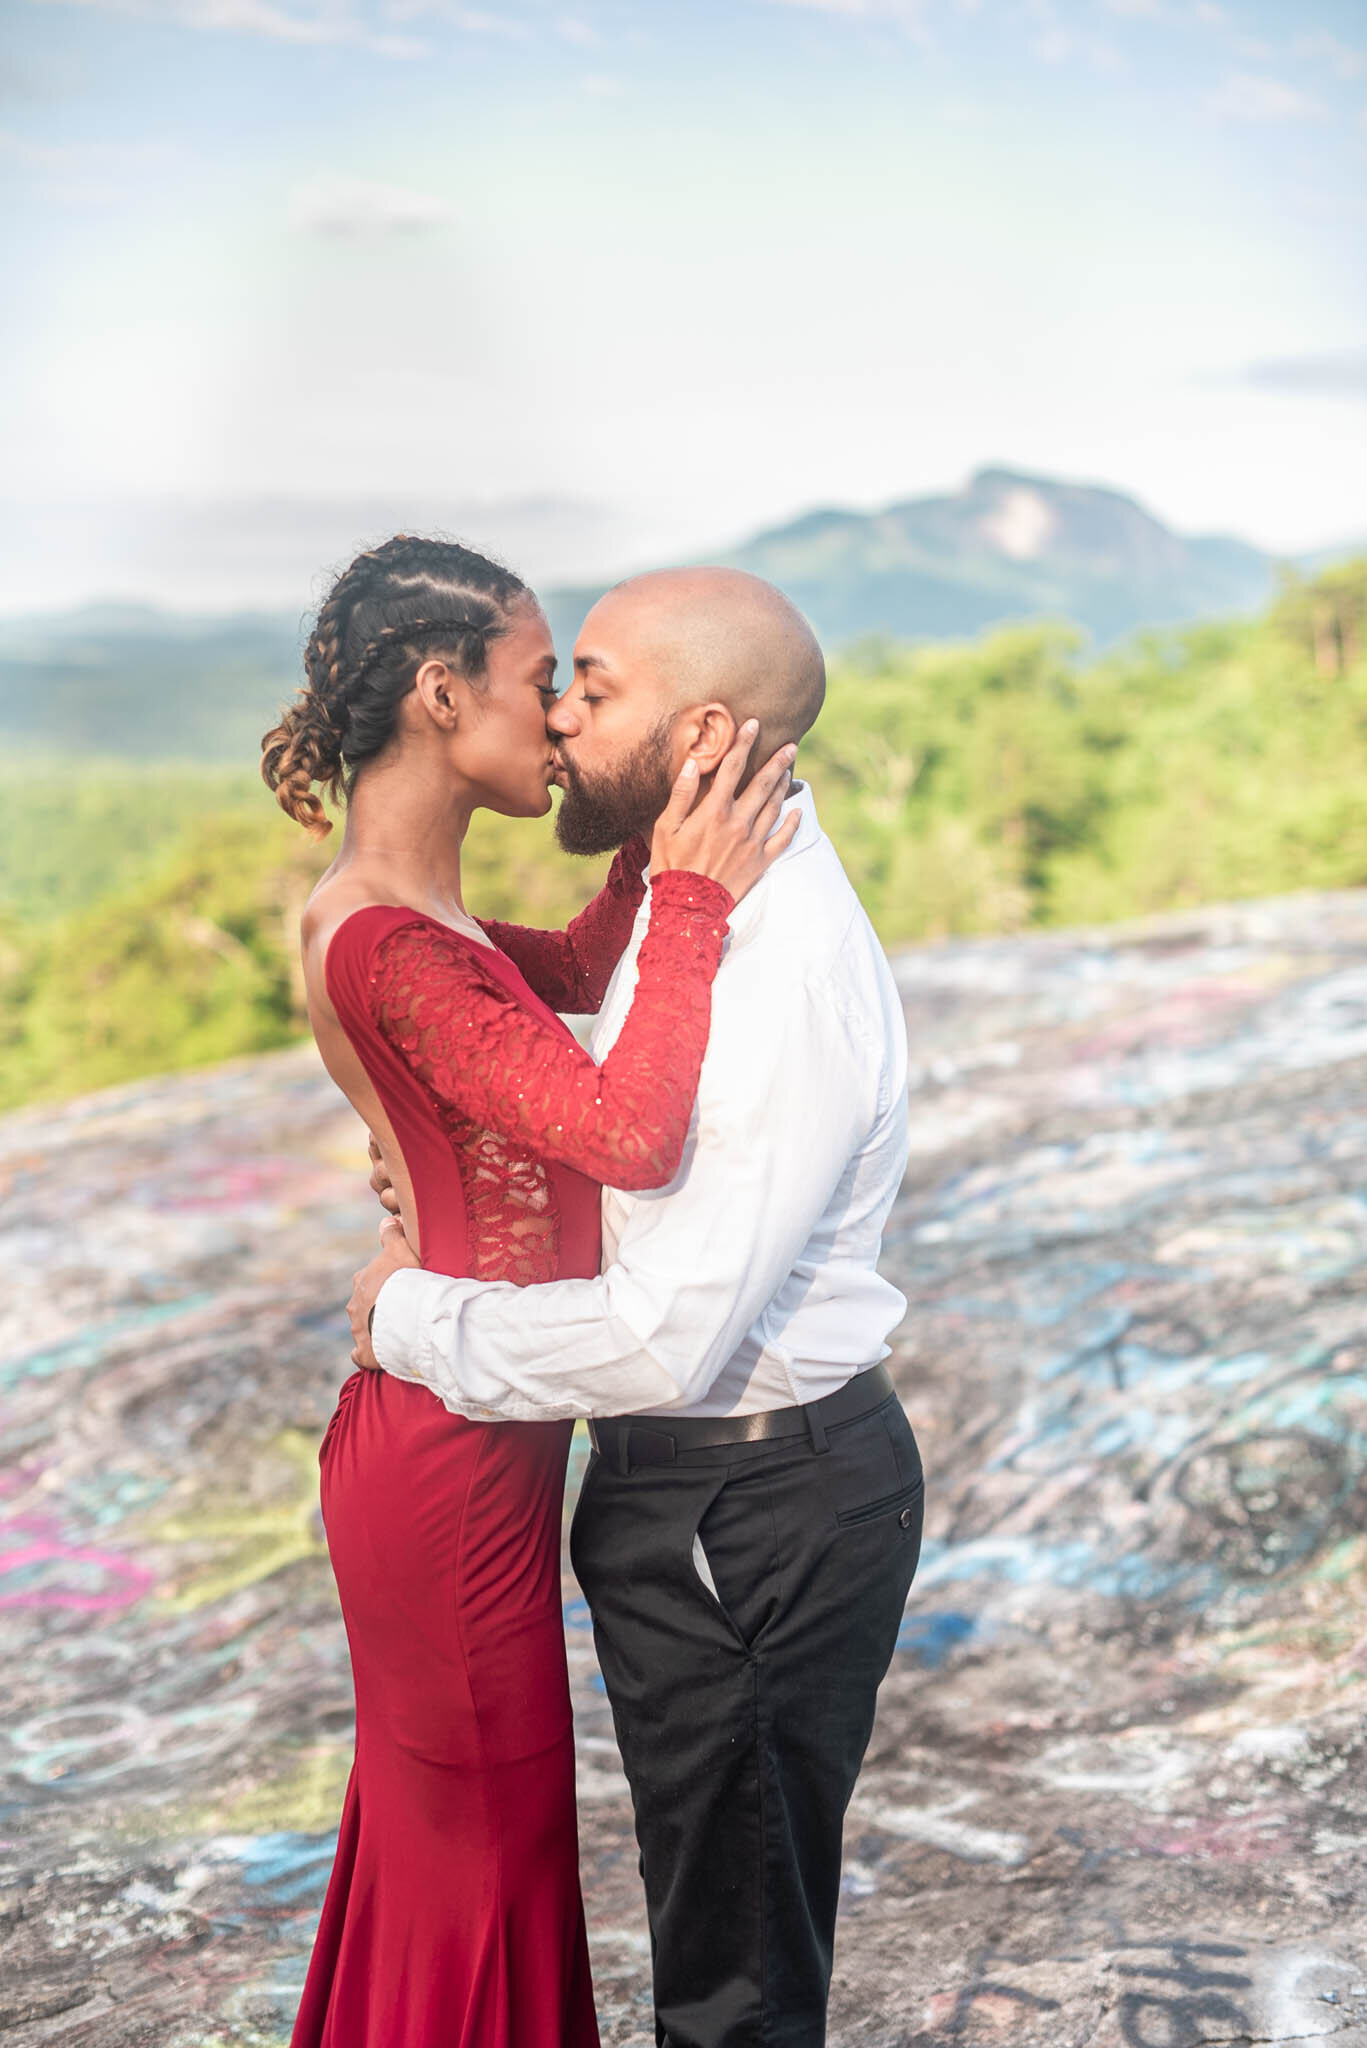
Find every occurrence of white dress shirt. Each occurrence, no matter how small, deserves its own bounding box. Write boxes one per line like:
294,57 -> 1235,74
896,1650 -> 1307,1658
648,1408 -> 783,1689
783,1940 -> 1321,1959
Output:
372,784 -> 909,1420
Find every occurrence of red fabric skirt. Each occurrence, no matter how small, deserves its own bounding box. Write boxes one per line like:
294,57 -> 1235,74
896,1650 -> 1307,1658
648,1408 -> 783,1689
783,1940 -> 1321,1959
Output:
291,1371 -> 599,2047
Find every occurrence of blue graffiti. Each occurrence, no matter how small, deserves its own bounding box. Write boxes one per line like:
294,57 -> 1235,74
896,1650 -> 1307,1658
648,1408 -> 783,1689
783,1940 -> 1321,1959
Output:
896,1609 -> 978,1666
0,1295 -> 215,1394
229,1831 -> 339,1908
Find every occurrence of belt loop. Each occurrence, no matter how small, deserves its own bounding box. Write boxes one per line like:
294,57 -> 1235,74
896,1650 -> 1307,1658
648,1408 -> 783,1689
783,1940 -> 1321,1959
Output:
616,1423 -> 632,1478
805,1401 -> 829,1455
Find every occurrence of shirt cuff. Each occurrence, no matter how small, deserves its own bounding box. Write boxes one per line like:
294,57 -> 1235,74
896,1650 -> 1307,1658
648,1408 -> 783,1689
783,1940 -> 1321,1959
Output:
371,1267 -> 439,1387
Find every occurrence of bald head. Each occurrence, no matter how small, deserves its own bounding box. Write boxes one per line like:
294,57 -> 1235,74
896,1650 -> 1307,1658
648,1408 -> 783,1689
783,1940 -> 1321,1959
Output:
582,566 -> 825,771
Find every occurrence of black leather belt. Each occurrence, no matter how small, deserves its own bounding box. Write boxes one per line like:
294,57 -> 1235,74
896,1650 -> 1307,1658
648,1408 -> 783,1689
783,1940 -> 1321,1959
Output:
587,1362 -> 895,1475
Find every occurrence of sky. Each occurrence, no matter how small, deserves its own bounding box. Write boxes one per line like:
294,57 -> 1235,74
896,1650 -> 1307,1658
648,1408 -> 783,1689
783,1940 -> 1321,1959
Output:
2,0 -> 1365,610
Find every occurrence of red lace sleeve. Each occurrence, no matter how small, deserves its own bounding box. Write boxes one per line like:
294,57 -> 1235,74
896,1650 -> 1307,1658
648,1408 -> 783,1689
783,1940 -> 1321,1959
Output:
369,870 -> 732,1191
477,837 -> 649,1014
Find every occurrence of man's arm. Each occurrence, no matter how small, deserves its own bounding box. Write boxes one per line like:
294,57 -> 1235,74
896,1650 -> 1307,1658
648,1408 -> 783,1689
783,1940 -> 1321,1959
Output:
363,985 -> 881,1420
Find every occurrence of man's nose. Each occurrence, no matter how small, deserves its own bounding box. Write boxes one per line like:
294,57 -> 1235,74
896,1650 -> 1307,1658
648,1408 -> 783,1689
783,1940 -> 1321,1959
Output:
546,693 -> 580,738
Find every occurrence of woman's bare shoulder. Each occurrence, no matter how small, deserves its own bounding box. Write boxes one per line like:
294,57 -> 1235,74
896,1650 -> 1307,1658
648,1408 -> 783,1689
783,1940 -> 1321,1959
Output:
301,864 -> 410,961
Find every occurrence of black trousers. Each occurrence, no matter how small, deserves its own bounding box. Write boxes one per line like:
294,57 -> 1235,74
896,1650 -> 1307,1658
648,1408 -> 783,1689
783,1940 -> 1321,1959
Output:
570,1388 -> 923,2048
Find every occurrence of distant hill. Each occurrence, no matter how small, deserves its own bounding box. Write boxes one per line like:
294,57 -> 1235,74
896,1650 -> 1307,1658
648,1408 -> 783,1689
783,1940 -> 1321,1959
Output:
727,467 -> 1278,644
0,469 -> 1319,761
548,467 -> 1279,653
0,604 -> 304,762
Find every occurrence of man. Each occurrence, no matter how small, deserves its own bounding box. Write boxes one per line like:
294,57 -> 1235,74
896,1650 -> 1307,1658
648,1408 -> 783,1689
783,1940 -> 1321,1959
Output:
348,567 -> 922,2048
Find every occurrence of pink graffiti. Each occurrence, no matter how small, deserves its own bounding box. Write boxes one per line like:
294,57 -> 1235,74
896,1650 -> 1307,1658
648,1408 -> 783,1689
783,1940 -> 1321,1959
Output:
1129,1810 -> 1291,1863
0,1516 -> 155,1612
0,1461 -> 46,1502
150,1157 -> 342,1213
1072,980 -> 1259,1059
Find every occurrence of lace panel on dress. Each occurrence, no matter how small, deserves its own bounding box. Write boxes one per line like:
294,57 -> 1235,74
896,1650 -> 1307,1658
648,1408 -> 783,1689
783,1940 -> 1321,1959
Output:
366,873 -> 732,1283
369,923 -> 563,1286
454,1124 -> 560,1286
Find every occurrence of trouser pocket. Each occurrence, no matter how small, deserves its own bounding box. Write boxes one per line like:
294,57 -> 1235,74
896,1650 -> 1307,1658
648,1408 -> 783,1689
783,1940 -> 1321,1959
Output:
692,1465 -> 782,1653
834,1476 -> 925,1528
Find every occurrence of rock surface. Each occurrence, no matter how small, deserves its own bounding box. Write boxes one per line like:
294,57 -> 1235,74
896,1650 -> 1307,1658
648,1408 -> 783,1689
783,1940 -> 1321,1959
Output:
2,891 -> 1365,2046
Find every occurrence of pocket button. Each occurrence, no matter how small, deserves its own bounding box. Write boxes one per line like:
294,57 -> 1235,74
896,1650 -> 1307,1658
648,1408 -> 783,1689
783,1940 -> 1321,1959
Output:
899,1506 -> 915,1529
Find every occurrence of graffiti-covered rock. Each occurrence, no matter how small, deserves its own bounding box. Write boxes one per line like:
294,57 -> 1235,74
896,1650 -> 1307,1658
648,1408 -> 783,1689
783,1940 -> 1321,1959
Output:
2,893 -> 1366,2044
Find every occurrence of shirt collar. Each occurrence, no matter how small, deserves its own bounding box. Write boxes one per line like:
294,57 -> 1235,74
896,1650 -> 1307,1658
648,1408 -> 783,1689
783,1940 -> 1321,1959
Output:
657,779 -> 823,947
642,781 -> 822,900
776,779 -> 821,859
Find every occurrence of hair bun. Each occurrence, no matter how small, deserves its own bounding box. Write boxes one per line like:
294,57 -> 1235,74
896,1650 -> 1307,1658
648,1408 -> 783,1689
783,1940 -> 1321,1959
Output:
260,696 -> 345,839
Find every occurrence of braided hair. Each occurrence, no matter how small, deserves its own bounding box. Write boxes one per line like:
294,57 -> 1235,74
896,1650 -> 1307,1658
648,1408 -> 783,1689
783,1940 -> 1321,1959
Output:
261,535 -> 531,838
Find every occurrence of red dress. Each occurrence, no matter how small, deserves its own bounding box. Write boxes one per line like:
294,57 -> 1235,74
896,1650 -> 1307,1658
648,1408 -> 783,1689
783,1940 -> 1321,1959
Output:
291,846 -> 732,2048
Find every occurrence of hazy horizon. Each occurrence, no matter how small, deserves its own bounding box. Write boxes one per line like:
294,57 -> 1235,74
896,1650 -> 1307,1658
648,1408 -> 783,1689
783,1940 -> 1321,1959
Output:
0,459 -> 1361,622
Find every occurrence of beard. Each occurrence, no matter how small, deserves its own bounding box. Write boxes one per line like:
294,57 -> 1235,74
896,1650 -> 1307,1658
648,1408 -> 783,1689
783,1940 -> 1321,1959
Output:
554,716 -> 678,857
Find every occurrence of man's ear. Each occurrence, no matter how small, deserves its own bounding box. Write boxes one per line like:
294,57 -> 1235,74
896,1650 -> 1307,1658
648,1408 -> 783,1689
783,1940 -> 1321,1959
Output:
413,658 -> 463,730
680,703 -> 737,776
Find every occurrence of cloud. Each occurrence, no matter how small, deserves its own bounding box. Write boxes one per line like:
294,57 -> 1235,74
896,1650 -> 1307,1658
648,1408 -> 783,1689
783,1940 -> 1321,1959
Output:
0,128 -> 174,170
762,0 -> 934,35
382,0 -> 528,33
1021,0 -> 1069,64
1099,0 -> 1164,18
1230,350 -> 1367,400
190,0 -> 356,42
0,126 -> 181,200
28,0 -> 427,56
1206,72 -> 1326,122
1294,32 -> 1367,83
941,96 -> 990,124
286,173 -> 454,234
1191,7 -> 1364,87
0,50 -> 76,105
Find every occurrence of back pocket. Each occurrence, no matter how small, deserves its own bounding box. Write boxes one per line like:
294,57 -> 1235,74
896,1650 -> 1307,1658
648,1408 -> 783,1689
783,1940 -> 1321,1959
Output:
835,1477 -> 924,1529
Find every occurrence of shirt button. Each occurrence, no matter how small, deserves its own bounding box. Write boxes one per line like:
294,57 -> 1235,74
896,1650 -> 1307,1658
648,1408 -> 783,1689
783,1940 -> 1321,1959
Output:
898,1506 -> 915,1530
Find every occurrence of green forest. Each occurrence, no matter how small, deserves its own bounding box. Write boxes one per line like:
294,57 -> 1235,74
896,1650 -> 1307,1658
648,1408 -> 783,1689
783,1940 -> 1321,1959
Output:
2,560 -> 1364,1114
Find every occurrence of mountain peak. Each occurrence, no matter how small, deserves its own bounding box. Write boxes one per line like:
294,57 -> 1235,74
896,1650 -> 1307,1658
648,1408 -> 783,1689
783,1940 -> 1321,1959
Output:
720,466 -> 1273,645
973,478 -> 1059,562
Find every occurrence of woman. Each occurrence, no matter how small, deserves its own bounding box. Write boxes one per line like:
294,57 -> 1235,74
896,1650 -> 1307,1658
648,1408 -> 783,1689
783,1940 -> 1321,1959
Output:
260,535 -> 796,2046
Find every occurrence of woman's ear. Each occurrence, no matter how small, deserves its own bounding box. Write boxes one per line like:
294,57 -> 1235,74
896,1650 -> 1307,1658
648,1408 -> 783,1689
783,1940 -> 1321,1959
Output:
413,658 -> 463,731
681,703 -> 737,776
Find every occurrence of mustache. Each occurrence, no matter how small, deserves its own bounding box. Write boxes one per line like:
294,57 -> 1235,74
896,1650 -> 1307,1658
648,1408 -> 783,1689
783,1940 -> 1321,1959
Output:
552,720 -> 677,858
